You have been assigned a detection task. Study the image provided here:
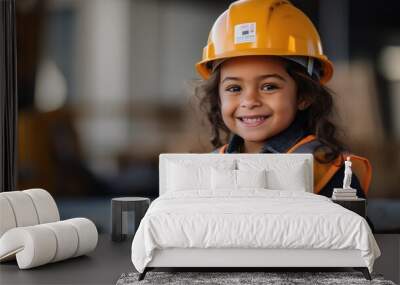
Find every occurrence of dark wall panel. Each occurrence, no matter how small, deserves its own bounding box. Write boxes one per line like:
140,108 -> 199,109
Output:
0,0 -> 18,192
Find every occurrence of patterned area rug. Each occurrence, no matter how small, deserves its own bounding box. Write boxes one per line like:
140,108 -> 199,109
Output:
116,271 -> 396,285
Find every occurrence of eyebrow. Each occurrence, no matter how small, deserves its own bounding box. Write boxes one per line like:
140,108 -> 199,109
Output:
221,74 -> 287,83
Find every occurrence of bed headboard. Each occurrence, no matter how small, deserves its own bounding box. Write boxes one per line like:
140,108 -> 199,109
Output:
159,153 -> 314,196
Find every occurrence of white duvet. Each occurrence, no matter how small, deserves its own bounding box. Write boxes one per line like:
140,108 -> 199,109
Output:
131,190 -> 380,273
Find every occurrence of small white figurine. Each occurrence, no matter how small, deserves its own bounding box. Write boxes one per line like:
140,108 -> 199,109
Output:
343,156 -> 353,189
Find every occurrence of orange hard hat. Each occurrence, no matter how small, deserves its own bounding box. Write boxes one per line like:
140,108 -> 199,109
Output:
195,0 -> 334,84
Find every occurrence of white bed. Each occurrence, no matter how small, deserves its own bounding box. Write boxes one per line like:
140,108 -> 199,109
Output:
131,154 -> 380,280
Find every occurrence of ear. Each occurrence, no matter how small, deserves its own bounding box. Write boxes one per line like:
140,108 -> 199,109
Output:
297,98 -> 312,111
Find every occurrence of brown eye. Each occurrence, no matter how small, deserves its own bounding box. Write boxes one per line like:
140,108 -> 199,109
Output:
225,85 -> 241,93
261,84 -> 278,92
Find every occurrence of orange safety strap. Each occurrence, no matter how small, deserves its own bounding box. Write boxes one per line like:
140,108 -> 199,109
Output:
218,144 -> 228,154
286,135 -> 317,153
288,135 -> 372,194
287,135 -> 341,193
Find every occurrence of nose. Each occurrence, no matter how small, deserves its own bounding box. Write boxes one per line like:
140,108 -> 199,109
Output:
240,87 -> 262,109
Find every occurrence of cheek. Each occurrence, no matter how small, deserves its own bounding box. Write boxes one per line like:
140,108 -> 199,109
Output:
220,96 -> 237,117
269,94 -> 298,121
278,100 -> 297,114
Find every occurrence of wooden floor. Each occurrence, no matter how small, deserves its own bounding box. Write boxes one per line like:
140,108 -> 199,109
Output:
0,234 -> 398,284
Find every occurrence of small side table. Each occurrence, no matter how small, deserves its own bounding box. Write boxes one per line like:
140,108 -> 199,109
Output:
111,197 -> 150,242
331,198 -> 366,218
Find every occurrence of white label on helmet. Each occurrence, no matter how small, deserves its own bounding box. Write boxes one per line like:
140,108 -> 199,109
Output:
234,22 -> 256,44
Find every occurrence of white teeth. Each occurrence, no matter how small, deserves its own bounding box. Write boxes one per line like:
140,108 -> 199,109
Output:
241,116 -> 266,123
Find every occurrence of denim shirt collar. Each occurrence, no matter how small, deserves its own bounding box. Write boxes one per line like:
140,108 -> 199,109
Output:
226,112 -> 309,154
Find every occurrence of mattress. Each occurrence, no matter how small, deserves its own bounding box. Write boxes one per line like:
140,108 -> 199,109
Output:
131,190 -> 381,273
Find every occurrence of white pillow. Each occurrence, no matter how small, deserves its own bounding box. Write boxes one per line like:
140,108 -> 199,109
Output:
168,162 -> 209,191
167,159 -> 236,192
266,161 -> 307,191
211,168 -> 236,190
211,168 -> 267,190
238,159 -> 308,191
236,169 -> 267,188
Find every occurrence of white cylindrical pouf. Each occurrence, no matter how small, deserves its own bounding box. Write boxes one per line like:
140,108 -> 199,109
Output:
0,226 -> 57,269
1,192 -> 39,227
66,218 -> 98,257
0,195 -> 17,237
43,221 -> 79,262
23,189 -> 60,223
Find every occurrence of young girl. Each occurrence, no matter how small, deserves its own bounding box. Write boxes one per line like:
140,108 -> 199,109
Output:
194,0 -> 372,198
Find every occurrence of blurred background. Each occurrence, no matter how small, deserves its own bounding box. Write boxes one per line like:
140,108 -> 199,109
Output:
15,0 -> 400,233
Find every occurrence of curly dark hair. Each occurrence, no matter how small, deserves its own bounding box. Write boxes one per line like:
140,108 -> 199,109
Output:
195,57 -> 345,163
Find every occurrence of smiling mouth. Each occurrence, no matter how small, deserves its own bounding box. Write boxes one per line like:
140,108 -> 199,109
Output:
237,115 -> 271,127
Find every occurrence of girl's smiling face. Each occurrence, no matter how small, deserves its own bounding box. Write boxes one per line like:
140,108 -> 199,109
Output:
219,56 -> 300,153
